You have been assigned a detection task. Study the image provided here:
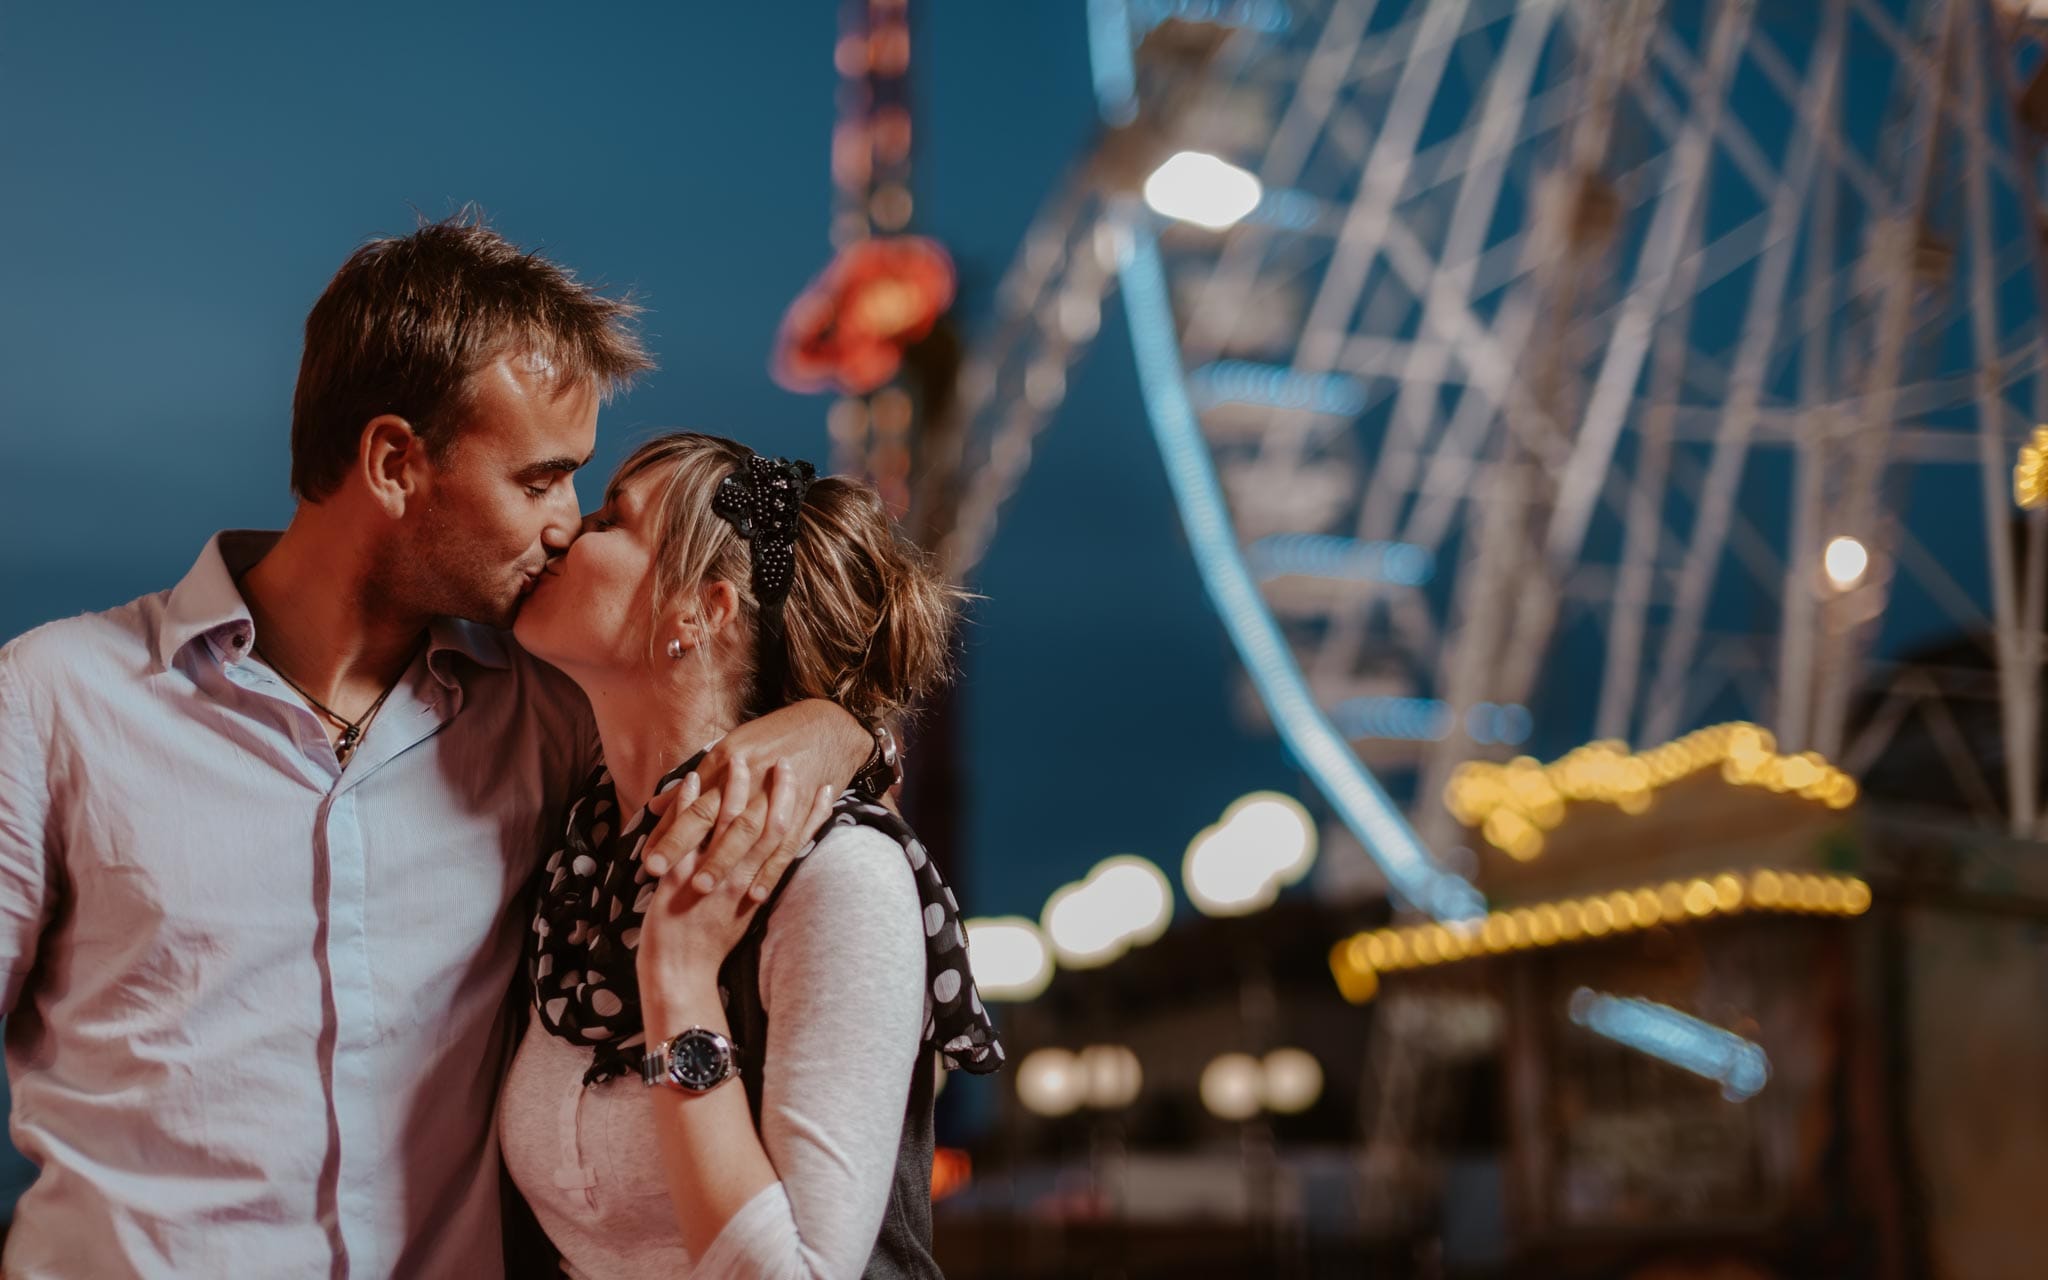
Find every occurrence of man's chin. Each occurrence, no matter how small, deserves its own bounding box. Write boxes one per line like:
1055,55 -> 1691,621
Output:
447,590 -> 524,632
486,597 -> 526,631
505,598 -> 537,640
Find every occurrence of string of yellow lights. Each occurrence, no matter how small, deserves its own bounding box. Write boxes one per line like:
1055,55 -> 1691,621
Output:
1442,722 -> 1858,861
1327,868 -> 1872,1004
2017,424 -> 2048,510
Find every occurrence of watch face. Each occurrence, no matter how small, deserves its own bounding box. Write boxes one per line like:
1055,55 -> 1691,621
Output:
668,1030 -> 728,1090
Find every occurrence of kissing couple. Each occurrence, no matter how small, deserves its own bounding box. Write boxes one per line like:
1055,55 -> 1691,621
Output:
0,214 -> 1002,1278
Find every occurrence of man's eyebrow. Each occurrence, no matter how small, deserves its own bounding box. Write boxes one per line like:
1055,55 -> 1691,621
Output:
519,452 -> 594,479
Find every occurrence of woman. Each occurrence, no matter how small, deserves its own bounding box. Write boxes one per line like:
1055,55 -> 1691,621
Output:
499,432 -> 1003,1278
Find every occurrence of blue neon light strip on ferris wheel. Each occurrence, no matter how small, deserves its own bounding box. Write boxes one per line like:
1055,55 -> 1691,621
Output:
1090,0 -> 1483,919
1112,213 -> 1486,920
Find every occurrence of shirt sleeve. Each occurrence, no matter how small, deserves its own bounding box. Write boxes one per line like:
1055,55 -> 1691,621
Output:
0,643 -> 54,1017
690,824 -> 930,1280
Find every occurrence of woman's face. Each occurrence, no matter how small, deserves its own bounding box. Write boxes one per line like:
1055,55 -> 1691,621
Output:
513,467 -> 666,678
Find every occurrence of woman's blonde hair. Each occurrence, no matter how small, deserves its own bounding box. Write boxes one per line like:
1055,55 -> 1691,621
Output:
608,432 -> 961,726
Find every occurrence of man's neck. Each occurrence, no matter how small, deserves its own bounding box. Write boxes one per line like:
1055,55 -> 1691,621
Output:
581,673 -> 731,817
238,506 -> 429,711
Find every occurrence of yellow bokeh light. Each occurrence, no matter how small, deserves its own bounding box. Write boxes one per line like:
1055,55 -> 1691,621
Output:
1499,913 -> 1525,948
1334,958 -> 1378,1004
1658,882 -> 1688,918
1447,722 -> 1859,857
1752,869 -> 1783,907
1683,879 -> 1717,917
1793,876 -> 1822,911
1713,873 -> 1744,911
1582,898 -> 1614,936
1328,863 -> 1878,1004
2017,424 -> 2048,509
1843,879 -> 1873,915
1608,890 -> 1639,929
1556,901 -> 1584,941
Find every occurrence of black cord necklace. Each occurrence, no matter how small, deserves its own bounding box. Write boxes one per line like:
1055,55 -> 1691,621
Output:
252,644 -> 416,768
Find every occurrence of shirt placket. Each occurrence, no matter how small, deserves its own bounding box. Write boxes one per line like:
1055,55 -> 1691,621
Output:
316,662 -> 462,1278
319,786 -> 376,1275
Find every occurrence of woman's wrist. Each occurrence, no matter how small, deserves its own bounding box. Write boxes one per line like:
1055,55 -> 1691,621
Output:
639,967 -> 727,1043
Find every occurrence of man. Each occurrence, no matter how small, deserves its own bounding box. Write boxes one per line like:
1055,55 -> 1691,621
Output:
0,216 -> 875,1276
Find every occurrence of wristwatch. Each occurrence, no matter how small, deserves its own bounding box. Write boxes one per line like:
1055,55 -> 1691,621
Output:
850,718 -> 902,801
641,1027 -> 740,1093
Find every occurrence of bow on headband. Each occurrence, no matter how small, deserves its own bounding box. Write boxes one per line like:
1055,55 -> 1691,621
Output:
711,452 -> 817,710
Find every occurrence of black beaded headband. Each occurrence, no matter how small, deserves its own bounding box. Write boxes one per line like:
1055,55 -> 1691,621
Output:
711,452 -> 817,710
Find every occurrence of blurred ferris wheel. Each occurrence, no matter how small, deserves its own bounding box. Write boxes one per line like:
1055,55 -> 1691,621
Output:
922,0 -> 2048,918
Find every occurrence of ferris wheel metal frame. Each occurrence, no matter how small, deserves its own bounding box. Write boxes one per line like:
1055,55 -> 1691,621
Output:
933,0 -> 2048,921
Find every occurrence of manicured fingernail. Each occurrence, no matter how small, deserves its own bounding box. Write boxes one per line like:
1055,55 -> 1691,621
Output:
681,773 -> 701,803
645,855 -> 669,876
692,873 -> 716,893
750,885 -> 770,902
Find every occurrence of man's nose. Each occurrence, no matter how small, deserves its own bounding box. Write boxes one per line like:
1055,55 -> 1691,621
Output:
541,480 -> 582,551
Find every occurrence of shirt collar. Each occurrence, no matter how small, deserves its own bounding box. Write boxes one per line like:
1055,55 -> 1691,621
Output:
426,617 -> 512,687
154,530 -> 516,681
154,531 -> 272,671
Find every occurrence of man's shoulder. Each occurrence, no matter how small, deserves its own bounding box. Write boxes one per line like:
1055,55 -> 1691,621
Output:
0,590 -> 172,714
447,629 -> 591,730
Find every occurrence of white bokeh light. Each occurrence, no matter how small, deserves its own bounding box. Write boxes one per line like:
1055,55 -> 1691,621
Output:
1078,1044 -> 1143,1110
963,916 -> 1054,1002
1143,150 -> 1264,230
1260,1047 -> 1324,1114
1041,855 -> 1173,968
1183,791 -> 1318,916
1016,1048 -> 1086,1118
1225,793 -> 1317,881
1199,1052 -> 1264,1121
1823,535 -> 1869,590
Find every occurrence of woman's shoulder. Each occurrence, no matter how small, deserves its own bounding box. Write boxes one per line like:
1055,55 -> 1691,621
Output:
784,819 -> 921,912
760,818 -> 926,965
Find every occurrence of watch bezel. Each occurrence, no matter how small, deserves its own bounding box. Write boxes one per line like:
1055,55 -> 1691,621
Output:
657,1027 -> 736,1092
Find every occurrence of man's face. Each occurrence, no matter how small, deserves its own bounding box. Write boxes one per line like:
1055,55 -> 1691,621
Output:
512,465 -> 667,677
383,352 -> 599,629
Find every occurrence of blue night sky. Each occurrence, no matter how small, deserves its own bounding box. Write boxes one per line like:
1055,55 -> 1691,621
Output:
0,2 -> 1300,922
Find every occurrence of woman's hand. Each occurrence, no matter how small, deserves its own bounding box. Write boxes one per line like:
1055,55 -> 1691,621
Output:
638,700 -> 869,901
636,760 -> 837,1004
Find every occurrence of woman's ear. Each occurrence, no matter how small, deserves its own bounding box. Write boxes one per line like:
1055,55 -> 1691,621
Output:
671,580 -> 743,652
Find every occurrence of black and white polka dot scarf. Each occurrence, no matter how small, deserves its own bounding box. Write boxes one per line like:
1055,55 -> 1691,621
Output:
528,752 -> 1006,1085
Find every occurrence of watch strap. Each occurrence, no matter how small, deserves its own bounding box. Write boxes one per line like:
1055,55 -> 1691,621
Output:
850,718 -> 902,801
